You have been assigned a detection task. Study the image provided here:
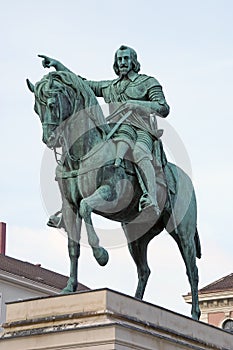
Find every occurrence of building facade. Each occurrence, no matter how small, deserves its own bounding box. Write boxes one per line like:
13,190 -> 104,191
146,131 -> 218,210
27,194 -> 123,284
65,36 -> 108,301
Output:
184,273 -> 233,333
0,222 -> 89,327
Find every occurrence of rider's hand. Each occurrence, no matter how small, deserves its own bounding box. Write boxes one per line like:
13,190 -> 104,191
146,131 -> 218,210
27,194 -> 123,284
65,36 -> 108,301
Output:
122,100 -> 139,112
38,54 -> 57,68
123,100 -> 150,114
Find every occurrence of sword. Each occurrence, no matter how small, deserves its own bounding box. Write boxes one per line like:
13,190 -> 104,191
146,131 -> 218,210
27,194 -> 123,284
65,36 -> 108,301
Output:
106,110 -> 133,140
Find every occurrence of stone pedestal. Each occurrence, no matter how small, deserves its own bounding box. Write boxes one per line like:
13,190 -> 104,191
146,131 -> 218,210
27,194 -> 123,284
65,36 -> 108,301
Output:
1,289 -> 232,349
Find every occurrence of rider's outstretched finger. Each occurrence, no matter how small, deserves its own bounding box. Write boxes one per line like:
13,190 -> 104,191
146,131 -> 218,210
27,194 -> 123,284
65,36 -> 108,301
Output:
38,54 -> 51,68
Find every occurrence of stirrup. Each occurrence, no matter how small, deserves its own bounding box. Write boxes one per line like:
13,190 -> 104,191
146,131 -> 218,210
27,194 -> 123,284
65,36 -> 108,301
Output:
47,210 -> 63,228
139,194 -> 161,216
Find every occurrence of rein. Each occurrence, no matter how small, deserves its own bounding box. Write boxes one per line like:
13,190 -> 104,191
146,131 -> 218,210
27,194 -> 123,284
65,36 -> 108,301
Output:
54,109 -> 133,167
54,134 -> 110,167
38,72 -> 133,173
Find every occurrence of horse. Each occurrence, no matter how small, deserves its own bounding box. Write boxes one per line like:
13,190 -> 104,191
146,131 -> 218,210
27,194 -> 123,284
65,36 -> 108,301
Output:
27,70 -> 201,320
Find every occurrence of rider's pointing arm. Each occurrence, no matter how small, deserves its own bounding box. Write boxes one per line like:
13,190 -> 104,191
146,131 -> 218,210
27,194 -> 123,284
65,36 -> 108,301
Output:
38,55 -> 73,73
38,55 -> 107,98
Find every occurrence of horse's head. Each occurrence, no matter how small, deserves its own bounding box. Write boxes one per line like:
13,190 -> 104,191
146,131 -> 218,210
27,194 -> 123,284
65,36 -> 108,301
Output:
27,71 -> 79,148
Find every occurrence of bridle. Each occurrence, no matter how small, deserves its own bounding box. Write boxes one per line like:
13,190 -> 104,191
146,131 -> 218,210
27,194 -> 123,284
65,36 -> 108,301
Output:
38,87 -> 77,164
36,76 -> 108,167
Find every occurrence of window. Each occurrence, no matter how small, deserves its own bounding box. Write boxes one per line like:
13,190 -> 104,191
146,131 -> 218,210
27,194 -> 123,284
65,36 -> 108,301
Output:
0,293 -> 2,320
222,319 -> 233,333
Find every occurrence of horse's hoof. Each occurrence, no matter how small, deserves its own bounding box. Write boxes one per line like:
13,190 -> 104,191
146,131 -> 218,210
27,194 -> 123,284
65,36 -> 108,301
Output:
135,292 -> 143,300
93,247 -> 109,266
61,282 -> 77,294
192,310 -> 201,320
61,287 -> 72,294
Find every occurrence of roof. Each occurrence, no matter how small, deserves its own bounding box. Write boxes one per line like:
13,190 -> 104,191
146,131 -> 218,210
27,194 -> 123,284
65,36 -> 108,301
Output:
199,273 -> 233,294
0,254 -> 89,292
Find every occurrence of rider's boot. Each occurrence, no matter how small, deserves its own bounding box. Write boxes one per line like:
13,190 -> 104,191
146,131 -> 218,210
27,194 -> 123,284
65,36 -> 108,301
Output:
137,158 -> 161,216
114,141 -> 129,167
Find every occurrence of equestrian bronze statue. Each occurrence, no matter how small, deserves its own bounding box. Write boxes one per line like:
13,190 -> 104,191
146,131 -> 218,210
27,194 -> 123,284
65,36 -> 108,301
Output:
27,46 -> 201,320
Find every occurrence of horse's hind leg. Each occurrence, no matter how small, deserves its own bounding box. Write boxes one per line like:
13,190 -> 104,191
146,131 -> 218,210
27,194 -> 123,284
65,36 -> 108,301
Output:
171,224 -> 201,320
122,223 -> 151,300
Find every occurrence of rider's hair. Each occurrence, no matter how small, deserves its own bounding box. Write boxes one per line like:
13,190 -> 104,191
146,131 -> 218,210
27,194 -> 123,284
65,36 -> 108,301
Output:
113,45 -> 141,75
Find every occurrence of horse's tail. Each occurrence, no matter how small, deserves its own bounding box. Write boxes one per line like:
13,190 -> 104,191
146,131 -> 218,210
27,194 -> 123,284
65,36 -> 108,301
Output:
195,227 -> 201,259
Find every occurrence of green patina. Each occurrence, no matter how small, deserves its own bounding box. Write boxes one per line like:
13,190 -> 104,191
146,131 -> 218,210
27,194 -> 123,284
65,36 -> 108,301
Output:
27,46 -> 201,320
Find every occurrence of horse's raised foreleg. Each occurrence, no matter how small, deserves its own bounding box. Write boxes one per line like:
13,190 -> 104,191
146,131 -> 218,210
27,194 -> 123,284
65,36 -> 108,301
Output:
79,185 -> 113,266
61,201 -> 81,293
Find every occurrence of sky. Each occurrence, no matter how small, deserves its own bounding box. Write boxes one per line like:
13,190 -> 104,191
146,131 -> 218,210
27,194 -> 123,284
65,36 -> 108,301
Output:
0,0 -> 233,318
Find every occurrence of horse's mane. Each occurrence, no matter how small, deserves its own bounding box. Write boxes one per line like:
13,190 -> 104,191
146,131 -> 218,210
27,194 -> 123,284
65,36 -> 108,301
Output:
35,71 -> 106,127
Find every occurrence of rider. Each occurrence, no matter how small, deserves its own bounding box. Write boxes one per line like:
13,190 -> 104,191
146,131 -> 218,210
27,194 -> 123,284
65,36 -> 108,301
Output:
39,45 -> 170,216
